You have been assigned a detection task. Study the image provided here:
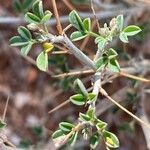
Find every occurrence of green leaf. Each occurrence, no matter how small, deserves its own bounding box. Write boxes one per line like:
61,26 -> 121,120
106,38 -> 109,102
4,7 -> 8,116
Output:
25,12 -> 41,23
70,31 -> 87,41
21,42 -> 33,55
90,133 -> 100,149
52,130 -> 64,139
108,59 -> 120,72
36,51 -> 48,71
10,36 -> 28,47
69,10 -> 84,31
42,10 -> 52,23
32,0 -> 44,18
68,132 -> 78,146
117,15 -> 124,31
95,56 -> 108,71
83,18 -> 91,31
79,113 -> 91,122
74,79 -> 88,97
119,32 -> 129,43
95,36 -> 107,50
59,122 -> 74,133
123,25 -> 142,36
103,131 -> 119,148
108,48 -> 118,56
87,108 -> 95,118
108,48 -> 118,60
96,120 -> 107,131
18,26 -> 32,40
70,94 -> 86,106
52,129 -> 66,145
87,93 -> 96,102
0,120 -> 6,129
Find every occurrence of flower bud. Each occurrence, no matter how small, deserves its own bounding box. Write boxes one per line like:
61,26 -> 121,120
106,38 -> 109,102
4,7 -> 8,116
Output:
43,42 -> 54,53
109,18 -> 117,29
27,23 -> 39,31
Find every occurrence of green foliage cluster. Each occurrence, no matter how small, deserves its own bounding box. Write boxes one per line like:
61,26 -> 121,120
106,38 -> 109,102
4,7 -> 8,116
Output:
53,79 -> 119,149
10,0 -> 142,149
10,0 -> 53,71
69,11 -> 141,73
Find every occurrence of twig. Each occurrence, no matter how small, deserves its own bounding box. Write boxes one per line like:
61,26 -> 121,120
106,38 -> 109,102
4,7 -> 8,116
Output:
4,140 -> 16,148
48,99 -> 70,114
2,96 -> 10,121
120,71 -> 150,83
53,44 -> 70,52
62,0 -> 76,11
52,0 -> 63,35
0,134 -> 16,148
51,51 -> 69,55
63,24 -> 73,33
52,60 -> 150,78
96,86 -> 128,115
100,87 -> 150,129
90,0 -> 101,32
139,111 -> 150,149
52,69 -> 94,78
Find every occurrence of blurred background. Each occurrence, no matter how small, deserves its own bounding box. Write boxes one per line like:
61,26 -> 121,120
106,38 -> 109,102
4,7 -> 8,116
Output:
0,0 -> 150,149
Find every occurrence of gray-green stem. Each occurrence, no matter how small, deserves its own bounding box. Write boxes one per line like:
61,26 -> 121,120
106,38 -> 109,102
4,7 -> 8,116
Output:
46,33 -> 96,70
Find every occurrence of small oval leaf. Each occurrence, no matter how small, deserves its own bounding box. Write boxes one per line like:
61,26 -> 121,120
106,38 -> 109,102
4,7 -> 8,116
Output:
70,31 -> 87,41
21,42 -> 33,55
119,32 -> 129,43
79,113 -> 91,122
95,56 -> 108,71
69,10 -> 84,31
32,0 -> 44,18
108,59 -> 120,72
59,122 -> 74,133
18,26 -> 32,40
52,130 -> 64,139
42,10 -> 52,23
25,12 -> 41,23
116,15 -> 124,31
36,51 -> 48,71
90,133 -> 100,149
123,25 -> 142,36
10,36 -> 28,47
68,132 -> 78,146
83,18 -> 91,31
74,79 -> 88,97
103,131 -> 119,148
70,94 -> 86,106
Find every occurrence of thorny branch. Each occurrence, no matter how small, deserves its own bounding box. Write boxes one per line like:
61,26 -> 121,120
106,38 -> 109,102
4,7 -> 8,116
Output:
5,0 -> 150,149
